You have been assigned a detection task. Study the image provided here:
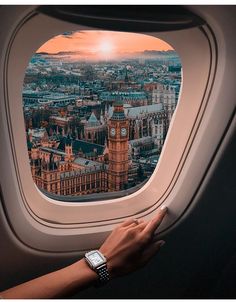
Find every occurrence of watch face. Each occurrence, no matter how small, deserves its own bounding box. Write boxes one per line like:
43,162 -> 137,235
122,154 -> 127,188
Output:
89,252 -> 104,265
85,250 -> 106,269
110,127 -> 116,136
121,127 -> 127,136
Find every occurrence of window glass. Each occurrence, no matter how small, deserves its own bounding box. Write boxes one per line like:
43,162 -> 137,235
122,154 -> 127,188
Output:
23,30 -> 182,198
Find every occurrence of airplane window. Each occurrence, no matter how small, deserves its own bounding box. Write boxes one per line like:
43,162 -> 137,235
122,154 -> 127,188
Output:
3,5 -> 224,249
23,30 -> 182,200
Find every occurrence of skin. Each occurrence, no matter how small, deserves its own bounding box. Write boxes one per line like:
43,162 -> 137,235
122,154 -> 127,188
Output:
1,207 -> 167,299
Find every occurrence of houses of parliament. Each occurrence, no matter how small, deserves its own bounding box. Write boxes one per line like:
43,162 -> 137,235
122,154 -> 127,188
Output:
30,100 -> 130,196
28,84 -> 177,197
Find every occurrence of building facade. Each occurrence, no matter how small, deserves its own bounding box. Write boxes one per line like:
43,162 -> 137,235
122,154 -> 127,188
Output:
29,102 -> 129,196
28,86 -> 177,197
84,112 -> 107,145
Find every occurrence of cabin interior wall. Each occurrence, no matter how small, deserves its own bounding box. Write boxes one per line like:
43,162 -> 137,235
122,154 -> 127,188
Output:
0,5 -> 235,299
0,129 -> 235,298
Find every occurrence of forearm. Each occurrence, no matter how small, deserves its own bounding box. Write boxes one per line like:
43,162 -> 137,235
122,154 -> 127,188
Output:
1,259 -> 98,299
1,208 -> 167,299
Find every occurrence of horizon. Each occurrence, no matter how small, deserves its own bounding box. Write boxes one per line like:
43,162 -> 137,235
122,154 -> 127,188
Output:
36,30 -> 174,62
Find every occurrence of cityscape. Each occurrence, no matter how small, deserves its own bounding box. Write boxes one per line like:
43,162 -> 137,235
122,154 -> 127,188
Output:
23,30 -> 182,198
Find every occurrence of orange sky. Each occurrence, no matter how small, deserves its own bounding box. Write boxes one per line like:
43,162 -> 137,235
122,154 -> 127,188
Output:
37,30 -> 173,61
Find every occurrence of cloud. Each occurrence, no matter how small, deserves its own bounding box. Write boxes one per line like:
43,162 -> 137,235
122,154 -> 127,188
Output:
36,30 -> 174,59
61,31 -> 74,37
60,31 -> 85,40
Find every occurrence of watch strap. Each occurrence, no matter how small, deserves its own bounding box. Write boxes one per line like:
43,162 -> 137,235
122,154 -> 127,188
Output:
84,250 -> 110,286
96,264 -> 110,284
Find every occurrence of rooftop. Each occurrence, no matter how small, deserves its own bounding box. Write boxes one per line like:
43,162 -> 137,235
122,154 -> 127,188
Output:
73,157 -> 102,167
109,103 -> 163,119
40,147 -> 66,156
87,112 -> 100,127
58,138 -> 105,156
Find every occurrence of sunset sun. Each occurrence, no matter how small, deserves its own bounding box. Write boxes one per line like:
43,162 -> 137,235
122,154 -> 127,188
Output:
97,40 -> 115,58
37,30 -> 173,60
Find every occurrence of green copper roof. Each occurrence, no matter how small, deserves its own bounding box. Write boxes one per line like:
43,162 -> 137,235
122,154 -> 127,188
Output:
87,112 -> 100,126
111,111 -> 126,120
113,98 -> 123,107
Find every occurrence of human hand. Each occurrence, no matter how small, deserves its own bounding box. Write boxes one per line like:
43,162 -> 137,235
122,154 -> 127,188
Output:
99,206 -> 168,278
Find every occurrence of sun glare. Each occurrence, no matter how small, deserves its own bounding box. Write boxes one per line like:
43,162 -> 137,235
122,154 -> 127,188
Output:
98,41 -> 115,57
37,31 -> 174,60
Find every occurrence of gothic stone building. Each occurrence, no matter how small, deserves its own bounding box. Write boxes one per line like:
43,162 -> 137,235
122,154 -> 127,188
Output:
30,101 -> 129,196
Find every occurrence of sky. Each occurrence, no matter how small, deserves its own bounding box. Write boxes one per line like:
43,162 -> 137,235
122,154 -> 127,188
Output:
37,30 -> 173,61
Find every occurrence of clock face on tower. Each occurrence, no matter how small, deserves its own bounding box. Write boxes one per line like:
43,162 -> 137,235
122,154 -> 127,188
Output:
110,128 -> 116,137
121,127 -> 127,137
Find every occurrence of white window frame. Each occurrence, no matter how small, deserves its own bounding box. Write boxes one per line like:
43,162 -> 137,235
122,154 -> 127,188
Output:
0,6 -> 234,253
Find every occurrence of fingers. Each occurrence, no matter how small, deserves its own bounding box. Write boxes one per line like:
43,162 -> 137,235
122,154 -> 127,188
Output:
120,218 -> 137,227
119,206 -> 167,237
142,240 -> 166,262
120,218 -> 145,228
142,206 -> 168,236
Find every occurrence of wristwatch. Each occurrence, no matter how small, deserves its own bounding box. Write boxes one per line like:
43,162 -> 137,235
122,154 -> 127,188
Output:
84,250 -> 110,285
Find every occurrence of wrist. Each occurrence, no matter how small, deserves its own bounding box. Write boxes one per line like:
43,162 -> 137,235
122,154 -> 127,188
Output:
84,250 -> 110,285
72,259 -> 98,285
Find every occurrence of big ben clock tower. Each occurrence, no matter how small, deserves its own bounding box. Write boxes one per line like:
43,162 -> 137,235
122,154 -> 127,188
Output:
108,99 -> 129,191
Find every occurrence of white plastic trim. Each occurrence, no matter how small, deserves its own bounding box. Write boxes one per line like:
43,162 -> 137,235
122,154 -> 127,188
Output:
0,6 -> 234,252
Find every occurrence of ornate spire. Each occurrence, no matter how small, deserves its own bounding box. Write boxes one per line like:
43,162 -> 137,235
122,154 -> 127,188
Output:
111,97 -> 126,121
87,111 -> 100,126
65,134 -> 72,146
124,67 -> 129,83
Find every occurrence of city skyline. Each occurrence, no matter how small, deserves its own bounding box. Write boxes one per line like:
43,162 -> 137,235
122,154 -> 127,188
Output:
24,31 -> 181,197
37,30 -> 174,61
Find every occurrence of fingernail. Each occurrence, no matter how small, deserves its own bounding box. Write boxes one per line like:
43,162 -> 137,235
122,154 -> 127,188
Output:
160,205 -> 168,212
